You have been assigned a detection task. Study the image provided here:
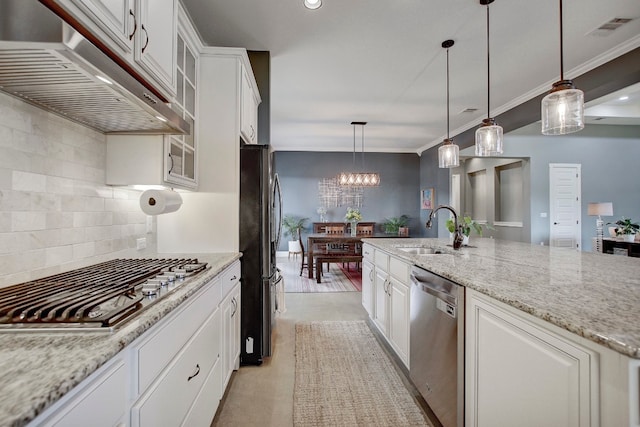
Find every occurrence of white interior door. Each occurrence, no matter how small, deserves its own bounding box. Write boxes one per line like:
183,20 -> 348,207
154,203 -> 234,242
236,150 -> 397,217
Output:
451,173 -> 461,213
549,164 -> 581,249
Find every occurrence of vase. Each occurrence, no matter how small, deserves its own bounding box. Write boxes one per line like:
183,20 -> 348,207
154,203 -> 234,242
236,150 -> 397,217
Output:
350,220 -> 358,236
462,235 -> 470,246
623,233 -> 635,243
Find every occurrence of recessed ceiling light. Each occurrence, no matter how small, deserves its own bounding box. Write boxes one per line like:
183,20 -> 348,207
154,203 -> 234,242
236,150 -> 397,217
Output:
619,96 -> 629,101
304,0 -> 322,10
95,75 -> 112,85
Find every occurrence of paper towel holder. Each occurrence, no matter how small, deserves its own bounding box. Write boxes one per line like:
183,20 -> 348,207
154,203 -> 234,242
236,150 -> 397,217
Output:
140,189 -> 183,215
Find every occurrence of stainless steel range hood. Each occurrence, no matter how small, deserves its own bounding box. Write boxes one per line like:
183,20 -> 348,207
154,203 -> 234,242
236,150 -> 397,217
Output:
0,0 -> 189,135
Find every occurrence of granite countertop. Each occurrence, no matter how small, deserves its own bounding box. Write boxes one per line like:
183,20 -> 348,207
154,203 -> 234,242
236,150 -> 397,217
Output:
363,238 -> 640,359
0,252 -> 241,427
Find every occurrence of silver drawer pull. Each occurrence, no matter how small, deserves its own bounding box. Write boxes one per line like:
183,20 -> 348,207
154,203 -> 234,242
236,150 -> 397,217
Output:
187,364 -> 200,381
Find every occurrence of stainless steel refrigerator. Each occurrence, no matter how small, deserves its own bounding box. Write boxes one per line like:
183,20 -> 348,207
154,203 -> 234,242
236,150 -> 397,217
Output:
239,143 -> 282,366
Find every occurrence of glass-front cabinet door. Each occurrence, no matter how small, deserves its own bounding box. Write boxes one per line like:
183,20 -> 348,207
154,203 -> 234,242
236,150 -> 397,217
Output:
165,32 -> 197,188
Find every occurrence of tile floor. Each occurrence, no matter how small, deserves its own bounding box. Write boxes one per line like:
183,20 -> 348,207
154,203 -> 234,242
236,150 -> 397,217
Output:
211,255 -> 436,427
211,292 -> 368,426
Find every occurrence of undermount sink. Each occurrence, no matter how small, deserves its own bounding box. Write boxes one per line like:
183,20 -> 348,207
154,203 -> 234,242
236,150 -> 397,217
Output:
397,247 -> 443,255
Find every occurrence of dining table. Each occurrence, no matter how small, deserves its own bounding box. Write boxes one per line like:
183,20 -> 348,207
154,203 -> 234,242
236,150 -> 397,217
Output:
306,232 -> 400,279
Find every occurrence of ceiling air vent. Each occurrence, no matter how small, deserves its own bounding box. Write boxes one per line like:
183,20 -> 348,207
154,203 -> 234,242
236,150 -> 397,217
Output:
460,108 -> 478,114
587,18 -> 633,37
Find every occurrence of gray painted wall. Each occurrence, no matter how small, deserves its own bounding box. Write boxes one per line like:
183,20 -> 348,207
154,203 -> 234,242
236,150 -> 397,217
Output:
273,151 -> 421,250
459,124 -> 640,251
451,157 -> 532,243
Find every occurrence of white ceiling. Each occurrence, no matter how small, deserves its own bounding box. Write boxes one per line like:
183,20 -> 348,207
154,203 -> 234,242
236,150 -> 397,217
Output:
180,0 -> 640,153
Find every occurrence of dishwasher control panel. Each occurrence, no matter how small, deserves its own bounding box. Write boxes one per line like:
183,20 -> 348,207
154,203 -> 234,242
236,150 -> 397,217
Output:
436,298 -> 457,318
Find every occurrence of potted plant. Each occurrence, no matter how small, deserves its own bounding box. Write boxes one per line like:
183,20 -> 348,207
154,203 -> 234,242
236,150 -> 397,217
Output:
282,215 -> 309,254
446,216 -> 492,246
383,215 -> 409,235
608,217 -> 639,242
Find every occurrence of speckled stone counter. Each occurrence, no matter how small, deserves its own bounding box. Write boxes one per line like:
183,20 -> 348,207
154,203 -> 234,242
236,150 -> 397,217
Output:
0,252 -> 240,427
363,238 -> 640,359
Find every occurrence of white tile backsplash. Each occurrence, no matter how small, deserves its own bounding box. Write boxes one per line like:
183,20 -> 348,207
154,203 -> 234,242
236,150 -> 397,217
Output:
12,171 -> 46,192
0,92 -> 157,287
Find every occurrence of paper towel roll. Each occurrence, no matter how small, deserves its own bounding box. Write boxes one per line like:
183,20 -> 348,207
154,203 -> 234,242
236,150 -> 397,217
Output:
140,190 -> 183,215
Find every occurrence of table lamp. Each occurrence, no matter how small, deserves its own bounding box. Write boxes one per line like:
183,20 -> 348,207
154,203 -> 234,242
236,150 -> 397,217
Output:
588,202 -> 613,252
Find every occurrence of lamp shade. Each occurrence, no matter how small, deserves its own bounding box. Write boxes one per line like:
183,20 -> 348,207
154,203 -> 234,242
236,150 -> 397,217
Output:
541,84 -> 585,135
438,139 -> 459,168
587,202 -> 613,216
475,119 -> 503,156
587,202 -> 613,217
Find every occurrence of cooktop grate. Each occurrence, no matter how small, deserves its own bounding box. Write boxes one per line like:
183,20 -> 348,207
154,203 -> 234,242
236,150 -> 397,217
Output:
0,258 -> 208,331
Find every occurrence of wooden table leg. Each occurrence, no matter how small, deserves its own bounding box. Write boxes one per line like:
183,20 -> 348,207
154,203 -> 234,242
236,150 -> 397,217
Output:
307,242 -> 314,278
316,259 -> 322,283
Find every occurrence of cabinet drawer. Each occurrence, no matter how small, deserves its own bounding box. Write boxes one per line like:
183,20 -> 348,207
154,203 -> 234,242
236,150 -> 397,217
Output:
389,256 -> 410,282
374,249 -> 389,270
43,357 -> 126,427
362,244 -> 374,261
221,261 -> 241,298
136,277 -> 221,392
133,307 -> 221,427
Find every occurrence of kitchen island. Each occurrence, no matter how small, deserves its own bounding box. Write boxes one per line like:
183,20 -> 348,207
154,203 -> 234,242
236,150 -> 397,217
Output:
363,237 -> 640,426
0,252 -> 240,427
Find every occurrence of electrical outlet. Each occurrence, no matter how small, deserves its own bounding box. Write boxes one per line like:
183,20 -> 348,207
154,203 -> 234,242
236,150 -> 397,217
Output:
136,237 -> 147,250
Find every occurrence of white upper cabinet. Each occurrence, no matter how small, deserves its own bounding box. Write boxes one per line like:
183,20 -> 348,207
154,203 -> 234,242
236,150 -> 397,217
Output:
133,0 -> 177,94
105,5 -> 198,190
240,65 -> 259,144
70,0 -> 134,54
57,0 -> 177,99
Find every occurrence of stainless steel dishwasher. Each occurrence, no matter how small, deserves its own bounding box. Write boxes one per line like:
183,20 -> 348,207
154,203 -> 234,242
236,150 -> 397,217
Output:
409,265 -> 464,427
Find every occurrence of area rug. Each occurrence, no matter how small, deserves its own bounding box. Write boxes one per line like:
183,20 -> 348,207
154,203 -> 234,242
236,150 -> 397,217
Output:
337,262 -> 362,291
279,257 -> 359,293
294,321 -> 431,426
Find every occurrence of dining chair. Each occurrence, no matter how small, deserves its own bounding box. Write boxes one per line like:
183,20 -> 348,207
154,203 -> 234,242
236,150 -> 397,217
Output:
356,224 -> 373,235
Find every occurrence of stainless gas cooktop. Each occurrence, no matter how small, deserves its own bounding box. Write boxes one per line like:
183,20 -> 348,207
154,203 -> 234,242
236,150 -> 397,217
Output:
0,258 -> 209,332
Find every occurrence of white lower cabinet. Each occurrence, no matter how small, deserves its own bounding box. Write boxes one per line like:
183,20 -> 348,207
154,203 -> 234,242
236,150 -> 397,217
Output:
466,289 -> 598,427
373,268 -> 389,335
222,282 -> 241,392
29,260 -> 242,427
132,306 -> 221,427
366,244 -> 411,368
35,356 -> 127,427
388,275 -> 410,365
361,258 -> 374,317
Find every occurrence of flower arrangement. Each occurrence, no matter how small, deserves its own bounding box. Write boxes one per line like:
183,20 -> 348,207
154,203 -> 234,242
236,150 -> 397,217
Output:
345,208 -> 363,222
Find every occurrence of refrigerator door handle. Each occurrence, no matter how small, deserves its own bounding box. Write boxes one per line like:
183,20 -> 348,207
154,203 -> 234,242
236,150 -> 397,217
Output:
273,173 -> 283,251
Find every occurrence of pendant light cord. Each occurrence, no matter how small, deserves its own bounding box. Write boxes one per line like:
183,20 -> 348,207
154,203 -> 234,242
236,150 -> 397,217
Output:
446,47 -> 450,140
352,124 -> 356,167
361,125 -> 365,169
486,2 -> 490,120
559,0 -> 564,80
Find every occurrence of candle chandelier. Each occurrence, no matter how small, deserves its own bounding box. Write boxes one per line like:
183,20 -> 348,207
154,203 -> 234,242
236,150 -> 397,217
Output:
438,40 -> 459,168
475,0 -> 504,157
541,0 -> 584,135
337,121 -> 380,187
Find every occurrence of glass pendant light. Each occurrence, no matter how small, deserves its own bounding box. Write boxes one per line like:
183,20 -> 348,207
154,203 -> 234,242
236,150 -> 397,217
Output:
475,0 -> 503,156
337,122 -> 380,187
438,40 -> 459,168
541,0 -> 584,135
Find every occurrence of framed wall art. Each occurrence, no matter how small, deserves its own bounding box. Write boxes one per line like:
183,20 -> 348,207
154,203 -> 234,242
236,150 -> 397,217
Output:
421,188 -> 435,210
